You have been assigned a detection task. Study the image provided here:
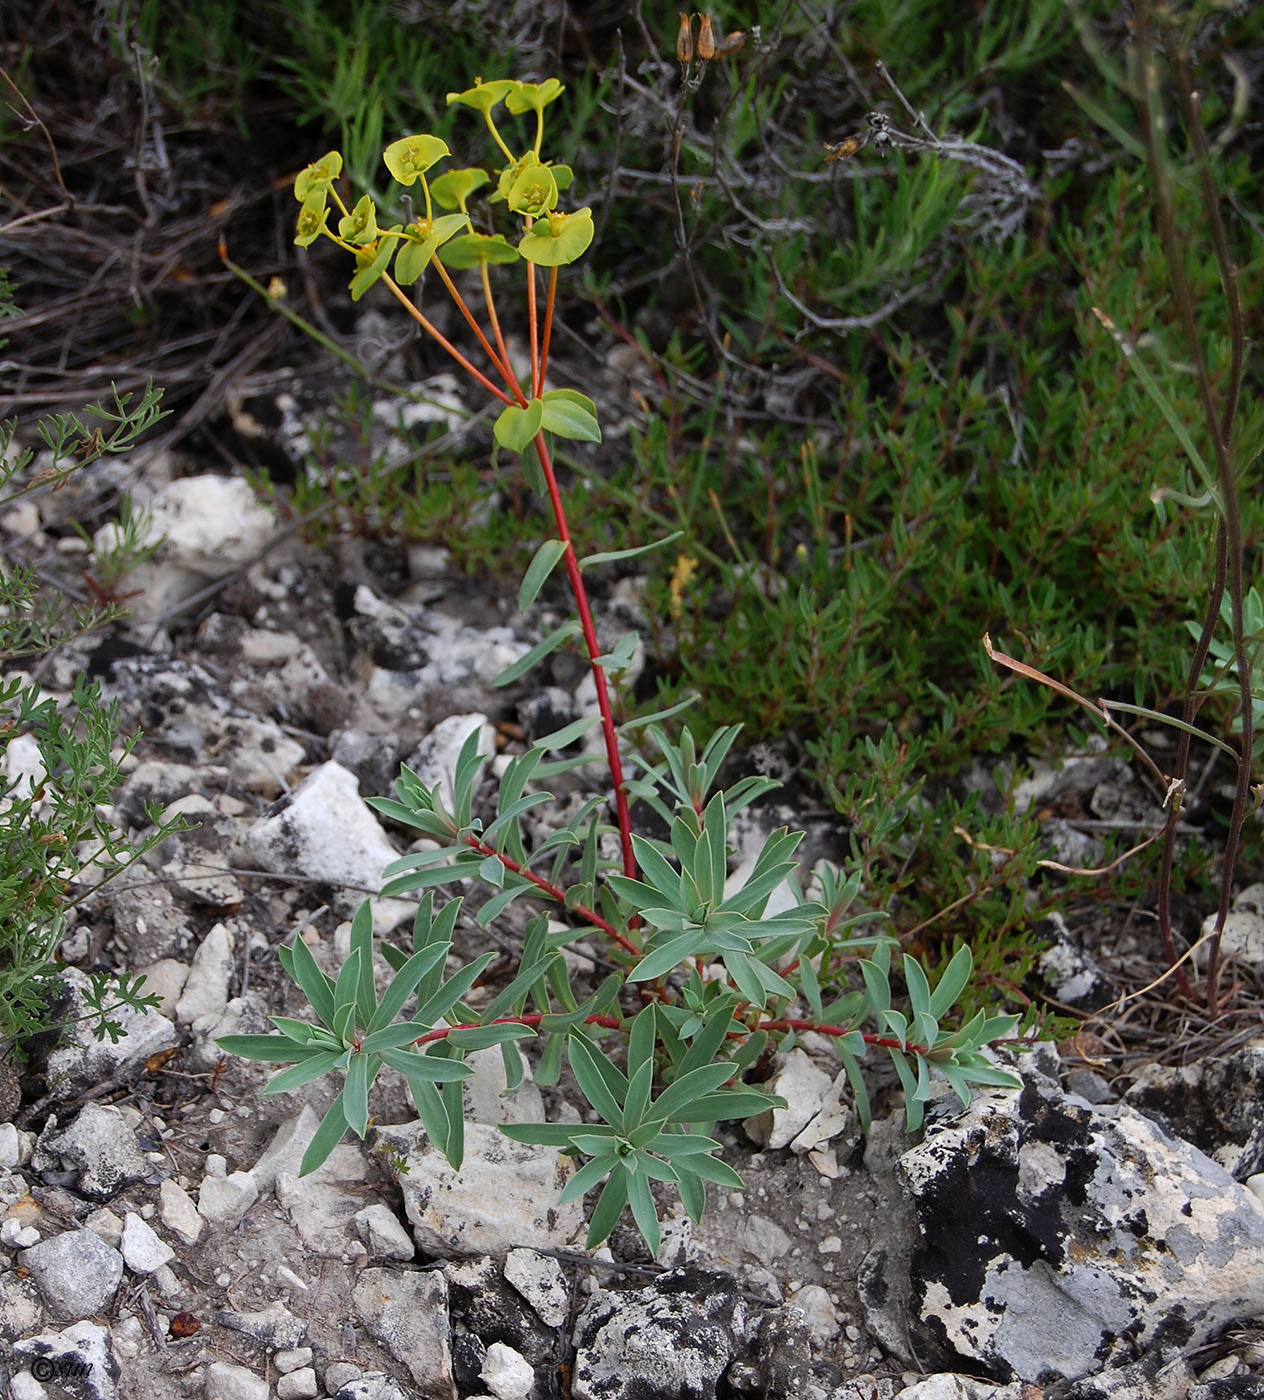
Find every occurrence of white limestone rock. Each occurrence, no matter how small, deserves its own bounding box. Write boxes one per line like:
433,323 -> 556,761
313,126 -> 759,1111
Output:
120,1211 -> 175,1272
377,1119 -> 583,1257
479,1343 -> 535,1400
743,1048 -> 833,1150
504,1248 -> 569,1328
175,921 -> 234,1026
159,1178 -> 202,1246
243,761 -> 412,930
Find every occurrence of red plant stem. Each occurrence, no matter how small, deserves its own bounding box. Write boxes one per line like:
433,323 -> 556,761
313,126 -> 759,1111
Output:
462,832 -> 639,955
531,430 -> 639,883
406,1010 -> 928,1057
481,262 -> 518,401
409,1011 -> 623,1047
431,257 -> 525,403
537,266 -> 558,393
379,273 -> 513,405
525,252 -> 541,394
758,1017 -> 930,1054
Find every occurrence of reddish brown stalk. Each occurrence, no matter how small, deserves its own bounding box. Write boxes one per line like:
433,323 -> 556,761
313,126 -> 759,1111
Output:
431,256 -> 525,403
532,430 -> 639,884
525,252 -> 541,396
480,262 -> 517,400
379,273 -> 513,405
537,266 -> 559,393
462,833 -> 639,955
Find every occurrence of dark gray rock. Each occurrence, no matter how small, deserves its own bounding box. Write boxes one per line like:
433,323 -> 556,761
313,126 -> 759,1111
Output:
1124,1043 -> 1264,1179
861,1075 -> 1264,1388
571,1268 -> 752,1400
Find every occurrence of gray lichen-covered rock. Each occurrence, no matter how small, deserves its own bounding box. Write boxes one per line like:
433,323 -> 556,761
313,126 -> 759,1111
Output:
863,1075 -> 1264,1387
571,1269 -> 751,1400
41,969 -> 177,1103
1124,1040 -> 1264,1180
21,1229 -> 124,1322
352,1267 -> 454,1400
31,1103 -> 156,1201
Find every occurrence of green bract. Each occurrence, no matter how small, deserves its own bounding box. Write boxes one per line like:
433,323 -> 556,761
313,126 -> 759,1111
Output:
394,212 -> 470,286
337,194 -> 378,246
440,232 -> 519,269
294,194 -> 330,248
518,207 -> 594,266
294,150 -> 342,202
505,158 -> 558,216
446,78 -> 516,115
505,77 -> 565,117
430,167 -> 490,211
348,231 -> 399,301
383,134 -> 450,186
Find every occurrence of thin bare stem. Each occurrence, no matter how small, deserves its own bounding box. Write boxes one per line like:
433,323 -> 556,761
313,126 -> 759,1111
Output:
431,257 -> 525,403
525,249 -> 541,395
481,262 -> 517,399
532,431 -> 639,886
378,273 -> 513,405
538,266 -> 559,390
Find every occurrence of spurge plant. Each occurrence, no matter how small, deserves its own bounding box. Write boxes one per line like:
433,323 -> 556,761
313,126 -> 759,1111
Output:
218,77 -> 1022,1257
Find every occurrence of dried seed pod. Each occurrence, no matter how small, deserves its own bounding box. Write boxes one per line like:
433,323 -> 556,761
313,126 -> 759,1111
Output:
697,12 -> 716,60
713,28 -> 745,58
676,11 -> 694,63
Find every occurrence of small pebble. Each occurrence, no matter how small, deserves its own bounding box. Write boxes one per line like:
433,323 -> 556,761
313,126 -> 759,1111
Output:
274,1348 -> 313,1375
275,1367 -> 318,1399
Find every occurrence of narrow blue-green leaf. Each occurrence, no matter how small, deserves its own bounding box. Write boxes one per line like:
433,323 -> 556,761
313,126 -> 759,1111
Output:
676,1089 -> 783,1122
413,951 -> 496,1028
585,1169 -> 629,1249
349,901 -> 377,1028
651,1061 -> 736,1122
676,1168 -> 706,1223
333,947 -> 364,1023
344,1050 -> 371,1137
928,944 -> 973,1020
475,880 -> 534,928
299,1092 -> 348,1175
367,943 -> 450,1035
629,835 -> 683,902
444,1023 -> 535,1052
268,1016 -> 335,1046
379,1045 -> 475,1083
491,620 -> 581,688
262,1050 -> 343,1094
669,1152 -> 744,1188
626,1166 -> 661,1256
557,1153 -> 616,1205
498,1122 -> 588,1149
534,715 -> 600,751
216,1034 -> 324,1063
536,1030 -> 564,1086
519,539 -> 569,612
904,955 -> 933,1021
442,1076 -> 465,1170
622,1060 -> 655,1133
626,931 -> 704,982
568,1032 -> 627,1126
285,934 -> 336,1029
618,693 -> 700,732
579,530 -> 683,571
696,791 -> 727,907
